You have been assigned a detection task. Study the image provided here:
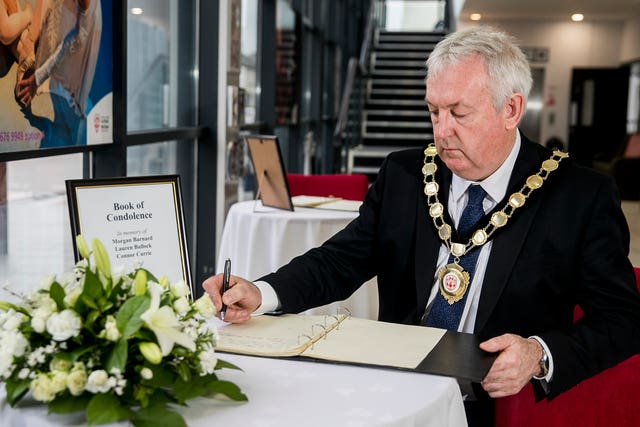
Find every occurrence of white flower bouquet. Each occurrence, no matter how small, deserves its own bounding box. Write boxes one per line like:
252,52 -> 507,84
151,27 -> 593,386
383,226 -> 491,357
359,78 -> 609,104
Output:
0,236 -> 246,426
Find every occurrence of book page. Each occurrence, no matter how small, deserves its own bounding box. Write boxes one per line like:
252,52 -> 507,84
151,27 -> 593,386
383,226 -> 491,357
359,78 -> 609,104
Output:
313,199 -> 362,212
214,314 -> 344,357
304,317 -> 445,369
291,195 -> 341,207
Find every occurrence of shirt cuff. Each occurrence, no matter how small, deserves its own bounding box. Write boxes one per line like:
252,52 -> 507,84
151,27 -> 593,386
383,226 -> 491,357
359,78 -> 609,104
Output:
252,280 -> 281,315
529,335 -> 554,383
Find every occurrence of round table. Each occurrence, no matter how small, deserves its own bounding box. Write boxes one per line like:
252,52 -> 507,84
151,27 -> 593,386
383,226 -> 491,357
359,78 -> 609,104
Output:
216,201 -> 379,319
0,353 -> 468,427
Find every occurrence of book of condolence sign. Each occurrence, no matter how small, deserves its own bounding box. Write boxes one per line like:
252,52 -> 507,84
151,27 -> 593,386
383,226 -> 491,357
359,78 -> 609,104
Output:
66,175 -> 192,294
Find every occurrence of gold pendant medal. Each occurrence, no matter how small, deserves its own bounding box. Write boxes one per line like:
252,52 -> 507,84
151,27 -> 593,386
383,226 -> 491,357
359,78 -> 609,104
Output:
437,263 -> 470,304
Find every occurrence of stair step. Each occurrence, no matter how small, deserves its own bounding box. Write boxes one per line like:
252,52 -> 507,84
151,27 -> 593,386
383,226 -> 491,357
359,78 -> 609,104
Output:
373,58 -> 425,68
375,42 -> 438,51
370,69 -> 426,77
370,78 -> 425,87
364,109 -> 429,118
369,87 -> 425,96
361,131 -> 431,139
375,51 -> 429,59
366,98 -> 426,106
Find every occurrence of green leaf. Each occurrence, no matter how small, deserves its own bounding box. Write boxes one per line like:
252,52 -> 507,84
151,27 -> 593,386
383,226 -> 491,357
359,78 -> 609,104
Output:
205,380 -> 248,402
106,339 -> 128,373
86,393 -> 132,425
116,295 -> 150,338
172,377 -> 206,403
48,393 -> 92,414
144,364 -> 176,388
5,378 -> 30,406
49,281 -> 66,311
81,269 -> 104,310
132,406 -> 187,427
216,358 -> 244,371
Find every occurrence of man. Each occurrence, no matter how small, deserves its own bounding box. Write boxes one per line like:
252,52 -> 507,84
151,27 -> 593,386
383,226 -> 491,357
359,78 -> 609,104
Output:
204,27 -> 640,423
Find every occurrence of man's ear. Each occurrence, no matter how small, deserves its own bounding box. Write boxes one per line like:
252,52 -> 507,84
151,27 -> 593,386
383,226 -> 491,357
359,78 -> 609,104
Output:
504,93 -> 525,130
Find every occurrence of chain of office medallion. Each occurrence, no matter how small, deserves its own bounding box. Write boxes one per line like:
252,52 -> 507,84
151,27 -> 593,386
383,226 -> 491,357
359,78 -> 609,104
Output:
421,144 -> 569,259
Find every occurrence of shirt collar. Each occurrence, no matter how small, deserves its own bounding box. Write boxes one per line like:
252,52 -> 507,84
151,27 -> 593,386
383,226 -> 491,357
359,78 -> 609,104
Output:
450,130 -> 521,205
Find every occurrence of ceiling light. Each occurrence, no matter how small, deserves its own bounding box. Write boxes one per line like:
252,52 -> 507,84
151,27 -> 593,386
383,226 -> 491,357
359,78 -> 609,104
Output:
470,13 -> 482,21
131,7 -> 143,15
571,13 -> 584,22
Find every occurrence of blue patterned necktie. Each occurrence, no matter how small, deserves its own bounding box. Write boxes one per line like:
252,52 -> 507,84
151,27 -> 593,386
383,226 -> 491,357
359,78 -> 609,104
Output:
424,185 -> 487,330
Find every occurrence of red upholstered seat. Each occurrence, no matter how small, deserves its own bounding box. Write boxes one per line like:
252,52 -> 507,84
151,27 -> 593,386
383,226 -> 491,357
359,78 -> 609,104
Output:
494,267 -> 640,427
286,173 -> 369,201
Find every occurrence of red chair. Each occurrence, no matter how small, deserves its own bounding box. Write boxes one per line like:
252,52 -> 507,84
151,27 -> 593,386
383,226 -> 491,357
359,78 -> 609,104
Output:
286,173 -> 369,201
494,267 -> 640,427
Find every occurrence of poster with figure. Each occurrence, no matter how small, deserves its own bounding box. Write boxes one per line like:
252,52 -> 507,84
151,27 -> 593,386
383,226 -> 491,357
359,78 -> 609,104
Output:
0,0 -> 112,153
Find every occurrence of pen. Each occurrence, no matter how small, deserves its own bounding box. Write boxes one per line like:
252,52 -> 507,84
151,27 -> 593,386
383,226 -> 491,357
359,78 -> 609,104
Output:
221,258 -> 231,321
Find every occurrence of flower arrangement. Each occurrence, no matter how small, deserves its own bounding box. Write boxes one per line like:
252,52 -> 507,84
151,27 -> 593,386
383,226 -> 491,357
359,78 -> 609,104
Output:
0,236 -> 246,426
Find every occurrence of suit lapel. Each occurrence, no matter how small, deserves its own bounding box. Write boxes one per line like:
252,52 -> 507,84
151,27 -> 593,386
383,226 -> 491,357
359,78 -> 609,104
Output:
474,138 -> 546,333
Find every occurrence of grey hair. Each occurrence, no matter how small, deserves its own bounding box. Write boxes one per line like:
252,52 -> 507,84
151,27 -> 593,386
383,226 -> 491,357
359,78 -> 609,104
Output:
426,26 -> 532,111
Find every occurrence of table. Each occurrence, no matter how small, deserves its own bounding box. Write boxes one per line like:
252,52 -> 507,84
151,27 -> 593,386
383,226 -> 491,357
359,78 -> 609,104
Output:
0,353 -> 467,427
216,200 -> 379,319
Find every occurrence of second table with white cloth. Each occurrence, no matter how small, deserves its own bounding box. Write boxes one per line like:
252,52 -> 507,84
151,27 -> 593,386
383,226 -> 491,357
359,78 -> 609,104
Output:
216,200 -> 379,319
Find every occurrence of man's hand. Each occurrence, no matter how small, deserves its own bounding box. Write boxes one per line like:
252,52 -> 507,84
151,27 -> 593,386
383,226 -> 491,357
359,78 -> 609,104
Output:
202,274 -> 262,323
479,334 -> 544,398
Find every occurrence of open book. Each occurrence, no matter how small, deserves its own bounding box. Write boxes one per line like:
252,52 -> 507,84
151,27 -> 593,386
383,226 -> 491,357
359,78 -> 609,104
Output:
291,195 -> 362,212
213,314 -> 496,381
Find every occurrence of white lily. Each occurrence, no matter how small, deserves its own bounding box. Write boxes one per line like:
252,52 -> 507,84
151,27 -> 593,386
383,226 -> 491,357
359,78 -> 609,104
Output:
140,282 -> 195,355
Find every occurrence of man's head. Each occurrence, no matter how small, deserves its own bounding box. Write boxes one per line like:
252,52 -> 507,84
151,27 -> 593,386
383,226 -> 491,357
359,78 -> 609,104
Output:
425,27 -> 532,181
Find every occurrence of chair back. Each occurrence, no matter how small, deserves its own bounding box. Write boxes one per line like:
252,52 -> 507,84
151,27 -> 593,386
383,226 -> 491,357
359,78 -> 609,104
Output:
286,173 -> 369,201
495,266 -> 640,427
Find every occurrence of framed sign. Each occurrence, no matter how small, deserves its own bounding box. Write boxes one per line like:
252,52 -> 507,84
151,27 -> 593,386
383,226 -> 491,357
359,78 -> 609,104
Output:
66,175 -> 192,294
245,134 -> 294,211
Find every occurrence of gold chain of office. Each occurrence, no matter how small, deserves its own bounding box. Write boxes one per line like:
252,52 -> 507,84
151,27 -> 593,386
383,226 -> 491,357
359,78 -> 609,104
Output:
422,144 -> 569,304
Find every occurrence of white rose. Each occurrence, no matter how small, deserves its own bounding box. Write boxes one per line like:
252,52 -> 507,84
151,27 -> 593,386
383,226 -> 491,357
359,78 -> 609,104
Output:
51,371 -> 68,394
46,310 -> 82,341
0,331 -> 29,358
30,374 -> 57,402
0,351 -> 15,379
173,297 -> 190,314
1,310 -> 24,331
198,347 -> 217,375
66,369 -> 87,396
193,294 -> 216,318
31,316 -> 46,333
169,281 -> 190,298
85,370 -> 111,394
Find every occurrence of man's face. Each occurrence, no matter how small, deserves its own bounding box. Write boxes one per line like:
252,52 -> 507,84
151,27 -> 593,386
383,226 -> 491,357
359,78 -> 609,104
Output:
425,55 -> 518,181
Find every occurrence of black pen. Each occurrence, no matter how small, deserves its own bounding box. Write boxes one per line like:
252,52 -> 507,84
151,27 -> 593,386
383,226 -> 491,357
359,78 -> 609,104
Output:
221,258 -> 231,321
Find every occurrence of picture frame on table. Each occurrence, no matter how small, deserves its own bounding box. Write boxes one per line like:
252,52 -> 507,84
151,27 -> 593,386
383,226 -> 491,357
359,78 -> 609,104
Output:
244,134 -> 294,211
65,175 -> 192,295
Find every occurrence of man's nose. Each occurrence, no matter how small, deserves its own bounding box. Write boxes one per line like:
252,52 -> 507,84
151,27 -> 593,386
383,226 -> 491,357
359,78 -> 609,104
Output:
433,111 -> 454,139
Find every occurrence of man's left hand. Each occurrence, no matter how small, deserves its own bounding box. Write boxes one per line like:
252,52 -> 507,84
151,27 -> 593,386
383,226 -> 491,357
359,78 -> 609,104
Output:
479,334 -> 543,397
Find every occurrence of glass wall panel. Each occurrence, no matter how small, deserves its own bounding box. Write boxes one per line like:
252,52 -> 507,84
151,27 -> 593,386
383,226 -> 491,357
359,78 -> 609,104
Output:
127,0 -> 198,131
0,155 -> 83,297
240,0 -> 259,125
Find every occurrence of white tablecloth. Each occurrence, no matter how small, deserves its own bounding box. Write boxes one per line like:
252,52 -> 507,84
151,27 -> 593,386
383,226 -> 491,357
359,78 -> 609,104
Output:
216,201 -> 379,319
0,353 -> 467,427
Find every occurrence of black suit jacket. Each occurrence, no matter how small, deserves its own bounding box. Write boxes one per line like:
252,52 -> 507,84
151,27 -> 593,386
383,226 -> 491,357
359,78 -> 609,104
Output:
261,136 -> 640,397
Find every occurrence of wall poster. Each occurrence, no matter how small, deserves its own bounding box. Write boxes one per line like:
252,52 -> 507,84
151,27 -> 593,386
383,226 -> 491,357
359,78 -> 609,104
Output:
0,0 -> 112,153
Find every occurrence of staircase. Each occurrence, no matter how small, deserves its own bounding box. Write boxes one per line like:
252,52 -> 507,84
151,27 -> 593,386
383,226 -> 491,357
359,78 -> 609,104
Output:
347,30 -> 447,181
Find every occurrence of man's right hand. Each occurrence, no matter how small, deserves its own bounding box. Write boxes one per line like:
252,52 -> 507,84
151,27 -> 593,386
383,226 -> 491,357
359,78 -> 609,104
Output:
202,274 -> 262,323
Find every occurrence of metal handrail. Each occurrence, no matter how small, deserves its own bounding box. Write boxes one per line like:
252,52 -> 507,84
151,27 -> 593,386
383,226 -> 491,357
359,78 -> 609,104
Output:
334,57 -> 359,138
358,1 -> 377,74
